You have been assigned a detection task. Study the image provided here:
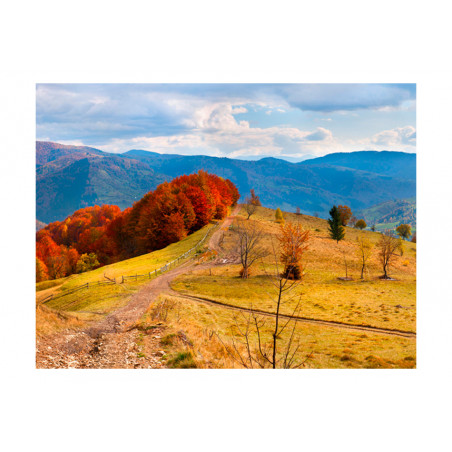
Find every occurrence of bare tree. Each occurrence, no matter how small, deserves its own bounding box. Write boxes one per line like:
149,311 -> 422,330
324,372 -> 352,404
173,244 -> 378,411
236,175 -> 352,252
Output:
377,230 -> 401,279
231,219 -> 268,278
244,196 -> 258,220
356,234 -> 373,279
219,226 -> 312,368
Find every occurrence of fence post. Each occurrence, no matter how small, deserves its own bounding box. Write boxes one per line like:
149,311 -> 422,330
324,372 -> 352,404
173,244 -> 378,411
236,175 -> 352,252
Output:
87,282 -> 89,288
121,275 -> 124,284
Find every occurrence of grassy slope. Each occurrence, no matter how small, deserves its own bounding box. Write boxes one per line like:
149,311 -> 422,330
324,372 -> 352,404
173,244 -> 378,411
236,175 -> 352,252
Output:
37,225 -> 212,325
36,205 -> 416,368
161,206 -> 416,368
140,294 -> 415,369
356,197 -> 416,233
172,206 -> 416,332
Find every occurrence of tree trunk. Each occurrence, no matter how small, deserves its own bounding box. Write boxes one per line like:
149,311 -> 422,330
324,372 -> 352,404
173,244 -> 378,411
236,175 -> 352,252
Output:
272,280 -> 283,369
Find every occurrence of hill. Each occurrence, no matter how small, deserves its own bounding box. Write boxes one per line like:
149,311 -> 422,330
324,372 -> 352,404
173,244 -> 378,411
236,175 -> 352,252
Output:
37,141 -> 416,222
302,150 -> 416,180
355,197 -> 416,232
37,205 -> 416,369
36,142 -> 166,223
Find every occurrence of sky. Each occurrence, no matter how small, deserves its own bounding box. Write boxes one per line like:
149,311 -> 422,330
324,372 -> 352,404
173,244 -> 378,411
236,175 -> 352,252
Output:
36,83 -> 416,160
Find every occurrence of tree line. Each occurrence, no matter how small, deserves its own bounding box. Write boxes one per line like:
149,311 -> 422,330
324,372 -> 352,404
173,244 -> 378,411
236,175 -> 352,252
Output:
36,171 -> 240,282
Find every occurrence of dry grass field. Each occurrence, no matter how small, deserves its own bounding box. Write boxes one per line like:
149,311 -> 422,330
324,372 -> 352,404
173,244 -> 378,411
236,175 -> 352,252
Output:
36,206 -> 416,368
156,206 -> 416,368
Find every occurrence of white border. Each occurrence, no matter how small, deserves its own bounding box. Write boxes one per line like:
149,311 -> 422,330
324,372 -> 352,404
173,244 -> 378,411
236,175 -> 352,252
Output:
1,1 -> 452,451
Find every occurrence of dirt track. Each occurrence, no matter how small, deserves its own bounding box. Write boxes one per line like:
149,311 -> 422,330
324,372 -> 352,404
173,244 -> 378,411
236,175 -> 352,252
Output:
36,206 -> 240,369
171,292 -> 416,339
36,204 -> 414,369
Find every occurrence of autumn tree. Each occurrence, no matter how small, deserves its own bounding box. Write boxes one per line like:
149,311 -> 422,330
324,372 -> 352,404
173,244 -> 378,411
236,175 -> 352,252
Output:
349,216 -> 358,227
244,196 -> 258,220
337,205 -> 352,226
36,171 -> 239,280
356,235 -> 373,279
377,231 -> 401,279
275,208 -> 284,224
355,219 -> 367,230
411,233 -> 416,243
250,189 -> 261,206
232,219 -> 269,278
76,253 -> 100,273
36,258 -> 49,282
218,233 -> 311,369
396,223 -> 412,240
279,222 -> 310,280
328,206 -> 345,243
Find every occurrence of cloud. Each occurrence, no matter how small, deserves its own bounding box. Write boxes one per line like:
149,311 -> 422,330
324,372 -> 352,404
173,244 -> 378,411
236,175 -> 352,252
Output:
36,84 -> 416,157
304,127 -> 333,141
371,126 -> 416,147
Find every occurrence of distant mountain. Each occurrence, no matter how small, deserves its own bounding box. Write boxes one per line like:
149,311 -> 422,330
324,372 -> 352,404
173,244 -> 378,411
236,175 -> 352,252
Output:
37,142 -> 416,223
355,197 -> 416,232
232,154 -> 315,163
125,149 -> 416,216
36,219 -> 47,231
36,142 -> 166,222
302,151 -> 416,180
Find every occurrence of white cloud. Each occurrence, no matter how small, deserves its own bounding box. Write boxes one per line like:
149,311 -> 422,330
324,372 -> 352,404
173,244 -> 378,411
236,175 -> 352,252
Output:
371,126 -> 416,147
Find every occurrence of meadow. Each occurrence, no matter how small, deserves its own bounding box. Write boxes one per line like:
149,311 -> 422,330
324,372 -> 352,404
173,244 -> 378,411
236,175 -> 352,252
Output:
36,224 -> 214,335
36,206 -> 416,368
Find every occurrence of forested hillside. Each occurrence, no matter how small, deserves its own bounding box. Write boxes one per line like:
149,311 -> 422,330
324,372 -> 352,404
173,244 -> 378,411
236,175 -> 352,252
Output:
36,171 -> 239,282
37,141 -> 416,223
355,198 -> 416,232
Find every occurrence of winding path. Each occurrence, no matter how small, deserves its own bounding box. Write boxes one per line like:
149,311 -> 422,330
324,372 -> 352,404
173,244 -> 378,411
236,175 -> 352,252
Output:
36,204 -> 414,369
36,206 -> 240,368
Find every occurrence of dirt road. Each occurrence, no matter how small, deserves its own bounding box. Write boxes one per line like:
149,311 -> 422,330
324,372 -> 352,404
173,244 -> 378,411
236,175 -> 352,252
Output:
36,206 -> 241,369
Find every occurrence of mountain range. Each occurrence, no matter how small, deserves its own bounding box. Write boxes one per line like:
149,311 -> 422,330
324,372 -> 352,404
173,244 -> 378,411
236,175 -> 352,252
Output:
36,141 -> 416,224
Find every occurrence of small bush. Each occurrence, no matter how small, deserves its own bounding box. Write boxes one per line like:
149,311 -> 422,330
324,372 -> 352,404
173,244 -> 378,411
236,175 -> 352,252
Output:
161,333 -> 177,346
166,351 -> 197,369
239,267 -> 253,278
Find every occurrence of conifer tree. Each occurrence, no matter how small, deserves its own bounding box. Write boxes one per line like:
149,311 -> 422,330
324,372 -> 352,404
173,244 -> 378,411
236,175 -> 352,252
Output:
328,205 -> 345,243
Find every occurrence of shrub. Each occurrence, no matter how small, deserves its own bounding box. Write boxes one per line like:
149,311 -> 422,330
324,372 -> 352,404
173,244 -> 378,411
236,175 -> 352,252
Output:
275,208 -> 284,224
166,351 -> 197,369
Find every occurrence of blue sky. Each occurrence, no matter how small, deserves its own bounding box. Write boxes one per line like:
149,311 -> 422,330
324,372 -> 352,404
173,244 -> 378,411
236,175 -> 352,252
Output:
36,83 -> 416,159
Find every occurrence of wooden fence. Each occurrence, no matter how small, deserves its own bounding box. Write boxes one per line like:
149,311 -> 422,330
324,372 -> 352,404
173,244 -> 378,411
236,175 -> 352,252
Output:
40,224 -> 217,305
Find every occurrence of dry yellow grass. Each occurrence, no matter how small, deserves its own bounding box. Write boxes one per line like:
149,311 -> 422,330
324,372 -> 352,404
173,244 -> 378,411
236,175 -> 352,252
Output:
36,304 -> 85,337
172,206 -> 416,333
137,294 -> 415,369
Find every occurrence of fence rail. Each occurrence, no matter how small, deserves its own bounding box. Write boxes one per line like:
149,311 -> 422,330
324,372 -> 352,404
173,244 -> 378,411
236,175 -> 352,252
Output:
40,223 -> 218,305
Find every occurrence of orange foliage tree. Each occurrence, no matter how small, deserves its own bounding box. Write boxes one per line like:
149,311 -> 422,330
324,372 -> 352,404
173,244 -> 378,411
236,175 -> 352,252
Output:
279,222 -> 310,280
36,171 -> 239,280
337,205 -> 352,226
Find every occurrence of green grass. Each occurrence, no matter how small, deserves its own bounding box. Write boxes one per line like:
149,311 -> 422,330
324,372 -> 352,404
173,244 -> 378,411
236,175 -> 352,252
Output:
41,224 -> 213,315
36,275 -> 71,292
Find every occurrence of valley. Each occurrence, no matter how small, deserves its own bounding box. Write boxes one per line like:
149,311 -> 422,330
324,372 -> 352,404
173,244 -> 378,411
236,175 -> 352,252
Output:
37,141 -> 416,223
